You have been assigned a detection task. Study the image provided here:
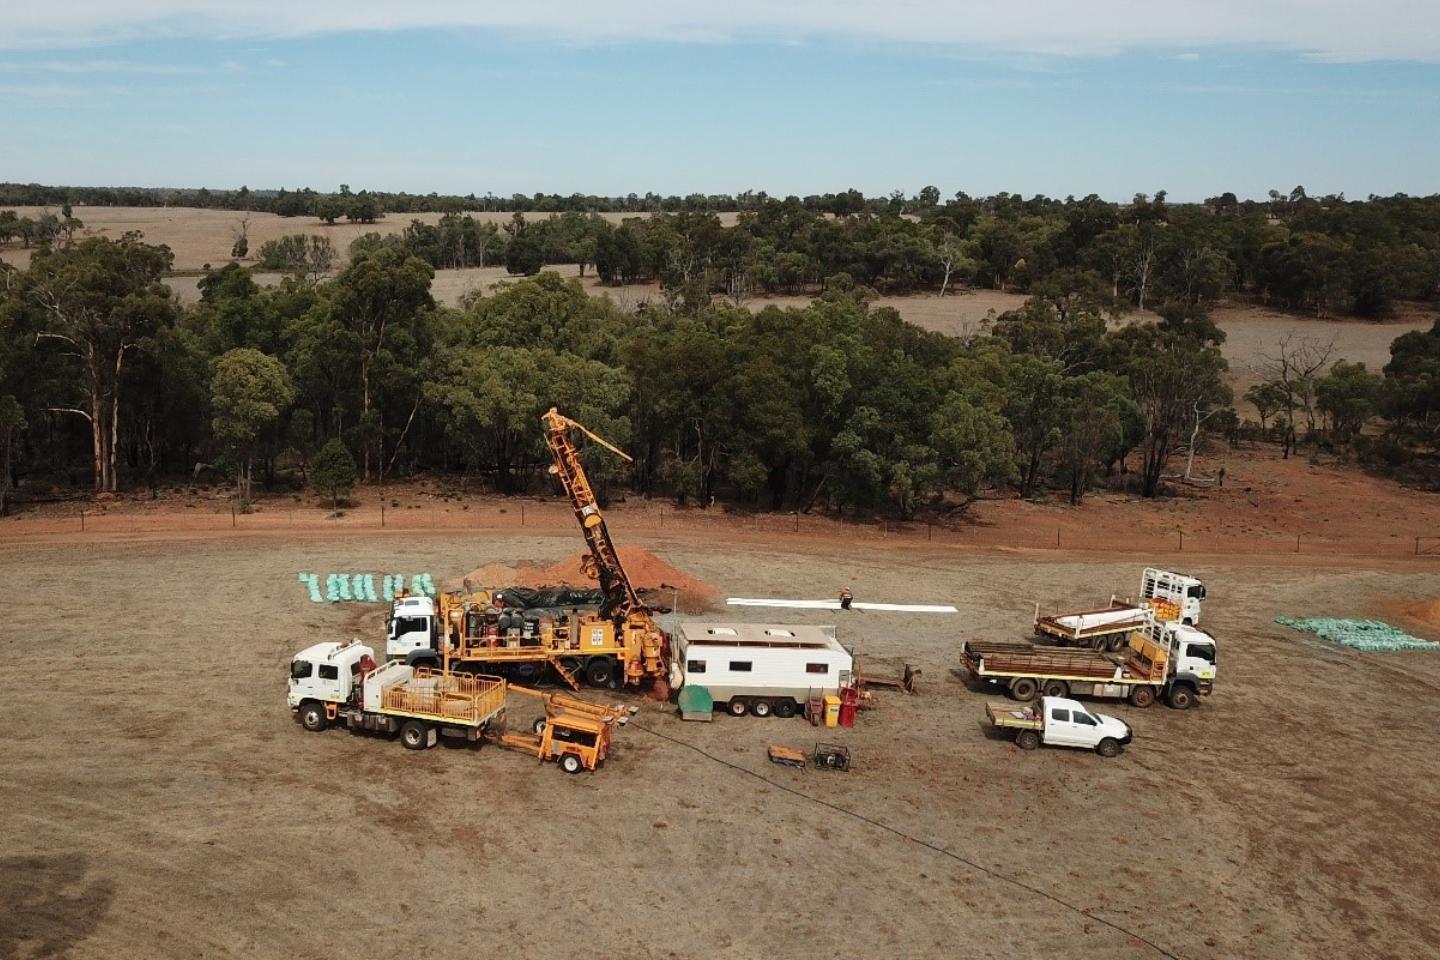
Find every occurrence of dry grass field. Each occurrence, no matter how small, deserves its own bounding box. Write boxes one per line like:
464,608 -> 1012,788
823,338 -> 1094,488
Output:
2,524 -> 1439,960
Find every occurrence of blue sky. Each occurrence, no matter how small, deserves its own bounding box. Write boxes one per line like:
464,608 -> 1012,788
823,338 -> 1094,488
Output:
1,2 -> 1438,200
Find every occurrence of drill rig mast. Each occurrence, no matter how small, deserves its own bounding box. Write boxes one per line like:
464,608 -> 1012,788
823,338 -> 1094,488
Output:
542,408 -> 670,690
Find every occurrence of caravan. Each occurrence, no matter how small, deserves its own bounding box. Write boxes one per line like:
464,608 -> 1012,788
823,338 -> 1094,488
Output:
671,622 -> 853,718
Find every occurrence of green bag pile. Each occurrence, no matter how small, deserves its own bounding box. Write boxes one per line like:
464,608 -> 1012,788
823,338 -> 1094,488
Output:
1275,617 -> 1440,652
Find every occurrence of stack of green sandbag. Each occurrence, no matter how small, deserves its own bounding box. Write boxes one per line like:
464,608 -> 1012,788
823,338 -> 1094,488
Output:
1275,617 -> 1440,652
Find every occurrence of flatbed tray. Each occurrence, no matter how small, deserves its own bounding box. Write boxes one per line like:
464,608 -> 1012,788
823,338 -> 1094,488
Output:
986,702 -> 1041,729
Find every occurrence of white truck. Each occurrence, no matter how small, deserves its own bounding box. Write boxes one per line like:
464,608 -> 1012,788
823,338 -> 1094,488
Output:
670,621 -> 853,718
964,619 -> 1218,710
987,696 -> 1133,757
1034,567 -> 1207,650
288,639 -> 507,750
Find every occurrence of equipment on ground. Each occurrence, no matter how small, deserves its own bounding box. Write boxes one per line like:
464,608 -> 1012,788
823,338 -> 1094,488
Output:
490,683 -> 636,773
766,742 -> 852,770
961,619 -> 1218,710
987,696 -> 1132,756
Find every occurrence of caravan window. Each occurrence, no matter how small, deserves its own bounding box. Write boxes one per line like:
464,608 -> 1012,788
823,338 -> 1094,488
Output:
805,663 -> 829,674
765,629 -> 795,638
729,661 -> 753,672
687,659 -> 707,673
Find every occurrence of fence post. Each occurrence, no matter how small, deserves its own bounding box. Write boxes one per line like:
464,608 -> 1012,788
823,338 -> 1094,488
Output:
1178,530 -> 1184,552
521,503 -> 526,527
80,510 -> 85,532
231,505 -> 236,528
380,502 -> 385,528
1296,533 -> 1301,554
927,522 -> 933,542
1055,526 -> 1061,549
660,507 -> 664,528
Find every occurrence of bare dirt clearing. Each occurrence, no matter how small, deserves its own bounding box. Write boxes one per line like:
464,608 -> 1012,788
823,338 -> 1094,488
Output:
3,529 -> 1439,960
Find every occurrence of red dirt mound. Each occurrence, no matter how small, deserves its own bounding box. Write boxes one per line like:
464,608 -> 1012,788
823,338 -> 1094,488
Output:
514,546 -> 718,613
1380,597 -> 1440,632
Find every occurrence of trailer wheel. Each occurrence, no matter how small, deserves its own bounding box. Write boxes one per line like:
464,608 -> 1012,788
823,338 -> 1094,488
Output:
1009,678 -> 1039,701
1016,729 -> 1040,751
1167,685 -> 1196,710
751,699 -> 773,718
1128,686 -> 1156,708
532,717 -> 549,735
559,753 -> 584,774
299,702 -> 328,733
1096,737 -> 1122,758
726,698 -> 749,717
400,720 -> 430,750
773,699 -> 797,719
1041,679 -> 1069,698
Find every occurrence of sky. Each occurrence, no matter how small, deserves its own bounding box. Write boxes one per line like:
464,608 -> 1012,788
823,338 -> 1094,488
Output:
1,2 -> 1439,201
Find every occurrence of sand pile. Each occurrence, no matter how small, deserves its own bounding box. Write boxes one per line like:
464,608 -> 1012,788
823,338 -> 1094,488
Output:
1380,598 -> 1440,631
514,546 -> 718,613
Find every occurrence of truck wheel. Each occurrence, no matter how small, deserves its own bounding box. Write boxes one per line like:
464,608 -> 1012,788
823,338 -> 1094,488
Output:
400,720 -> 430,750
560,753 -> 584,774
1009,678 -> 1039,701
585,658 -> 613,687
1096,737 -> 1122,758
1041,679 -> 1069,698
1128,686 -> 1156,708
726,698 -> 749,717
1016,729 -> 1040,751
1167,685 -> 1196,710
751,699 -> 773,718
773,700 -> 797,719
1107,634 -> 1128,653
532,717 -> 548,735
299,702 -> 328,732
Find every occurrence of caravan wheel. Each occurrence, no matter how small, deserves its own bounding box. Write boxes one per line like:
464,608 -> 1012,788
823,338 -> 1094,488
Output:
726,698 -> 749,717
751,699 -> 773,718
773,700 -> 797,719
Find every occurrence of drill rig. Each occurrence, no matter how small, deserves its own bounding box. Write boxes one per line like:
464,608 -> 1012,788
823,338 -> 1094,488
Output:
541,408 -> 670,694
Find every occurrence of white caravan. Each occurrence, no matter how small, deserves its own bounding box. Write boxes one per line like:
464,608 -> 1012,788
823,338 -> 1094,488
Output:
671,622 -> 853,718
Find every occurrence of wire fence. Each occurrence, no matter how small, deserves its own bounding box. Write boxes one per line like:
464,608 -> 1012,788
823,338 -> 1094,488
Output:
6,497 -> 1440,561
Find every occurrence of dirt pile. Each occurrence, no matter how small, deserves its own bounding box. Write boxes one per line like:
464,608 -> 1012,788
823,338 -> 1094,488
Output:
514,546 -> 719,613
1379,597 -> 1440,635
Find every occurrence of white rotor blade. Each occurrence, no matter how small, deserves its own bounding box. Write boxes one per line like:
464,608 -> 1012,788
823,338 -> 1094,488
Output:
726,597 -> 957,613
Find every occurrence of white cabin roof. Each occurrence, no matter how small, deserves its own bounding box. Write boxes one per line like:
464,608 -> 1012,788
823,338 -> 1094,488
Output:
677,622 -> 844,651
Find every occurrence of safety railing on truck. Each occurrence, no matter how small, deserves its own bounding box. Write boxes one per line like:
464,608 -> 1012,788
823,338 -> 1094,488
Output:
382,669 -> 507,725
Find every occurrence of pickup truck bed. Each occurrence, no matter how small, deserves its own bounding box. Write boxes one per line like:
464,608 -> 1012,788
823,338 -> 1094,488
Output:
985,701 -> 1041,729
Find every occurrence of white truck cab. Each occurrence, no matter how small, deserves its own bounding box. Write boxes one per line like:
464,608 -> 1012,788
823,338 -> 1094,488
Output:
1146,620 -> 1218,706
387,596 -> 438,661
288,640 -> 373,710
1140,568 -> 1206,625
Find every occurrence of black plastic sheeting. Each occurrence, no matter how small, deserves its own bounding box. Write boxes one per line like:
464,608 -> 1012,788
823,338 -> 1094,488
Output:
492,586 -> 671,616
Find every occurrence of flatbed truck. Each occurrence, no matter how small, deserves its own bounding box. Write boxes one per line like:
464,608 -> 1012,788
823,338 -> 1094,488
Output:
1033,568 -> 1207,650
962,620 -> 1217,710
288,639 -> 634,771
987,696 -> 1132,757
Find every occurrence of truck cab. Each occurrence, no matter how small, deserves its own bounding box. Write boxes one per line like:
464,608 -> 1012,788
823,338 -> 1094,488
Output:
1140,568 -> 1206,625
288,640 -> 372,710
1142,620 -> 1218,707
386,596 -> 439,662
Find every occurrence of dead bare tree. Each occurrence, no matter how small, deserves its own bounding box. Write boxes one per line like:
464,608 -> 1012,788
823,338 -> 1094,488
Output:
1259,332 -> 1336,458
230,214 -> 252,260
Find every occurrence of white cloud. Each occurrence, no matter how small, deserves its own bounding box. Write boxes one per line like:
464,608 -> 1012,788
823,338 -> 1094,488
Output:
0,58 -> 221,74
1,1 -> 1439,61
1172,52 -> 1202,62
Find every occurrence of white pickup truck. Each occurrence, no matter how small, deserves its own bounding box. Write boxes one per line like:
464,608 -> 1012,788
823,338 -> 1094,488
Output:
986,696 -> 1133,757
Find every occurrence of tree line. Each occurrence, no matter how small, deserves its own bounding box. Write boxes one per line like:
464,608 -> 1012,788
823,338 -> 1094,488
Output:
5,227 -> 1437,521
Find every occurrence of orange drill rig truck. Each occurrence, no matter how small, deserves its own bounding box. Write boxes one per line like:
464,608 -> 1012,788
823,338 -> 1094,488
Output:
540,408 -> 672,695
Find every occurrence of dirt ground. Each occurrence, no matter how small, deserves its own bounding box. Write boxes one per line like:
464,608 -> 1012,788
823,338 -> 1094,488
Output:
2,524 -> 1438,960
